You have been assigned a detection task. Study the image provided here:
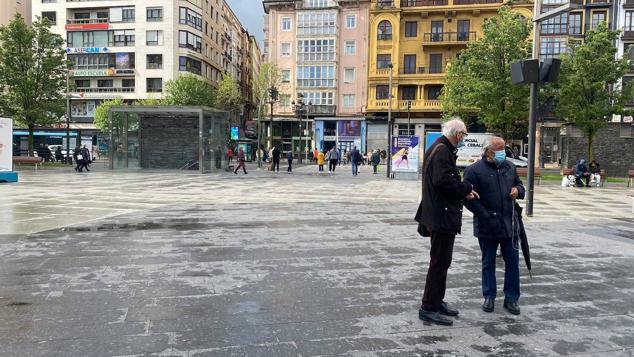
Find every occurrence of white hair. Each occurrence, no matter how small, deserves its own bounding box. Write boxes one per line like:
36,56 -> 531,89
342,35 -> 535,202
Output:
482,136 -> 504,154
442,118 -> 467,138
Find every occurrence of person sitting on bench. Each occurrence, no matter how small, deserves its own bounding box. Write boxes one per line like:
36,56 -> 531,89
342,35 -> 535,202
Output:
589,160 -> 601,187
575,159 -> 591,187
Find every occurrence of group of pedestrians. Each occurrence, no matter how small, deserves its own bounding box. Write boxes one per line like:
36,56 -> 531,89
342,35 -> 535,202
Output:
415,118 -> 525,326
73,145 -> 92,172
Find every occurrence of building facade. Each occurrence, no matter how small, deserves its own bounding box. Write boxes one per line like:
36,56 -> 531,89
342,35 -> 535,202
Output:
366,0 -> 532,160
31,0 -> 247,136
0,0 -> 32,26
263,0 -> 370,155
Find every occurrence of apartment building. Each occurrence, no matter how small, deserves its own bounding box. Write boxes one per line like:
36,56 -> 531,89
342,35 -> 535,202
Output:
31,0 -> 247,135
263,0 -> 370,155
365,0 -> 532,153
0,0 -> 32,26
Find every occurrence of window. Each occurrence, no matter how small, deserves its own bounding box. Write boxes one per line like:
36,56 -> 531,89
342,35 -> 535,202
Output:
146,78 -> 162,93
112,30 -> 135,46
405,21 -> 417,38
401,86 -> 416,100
147,54 -> 163,69
300,91 -> 334,105
398,124 -> 415,136
179,31 -> 202,52
42,12 -> 56,25
281,42 -> 291,57
296,65 -> 336,87
457,20 -> 470,41
541,14 -> 568,35
427,85 -> 443,100
539,37 -> 567,60
377,54 -> 391,69
297,12 -> 336,35
305,0 -> 331,7
403,54 -> 416,74
180,7 -> 202,30
344,40 -> 356,55
146,7 -> 163,22
42,0 -> 56,3
179,56 -> 202,75
281,69 -> 291,83
429,54 -> 443,73
343,94 -> 355,108
97,79 -> 113,88
75,79 -> 90,88
297,39 -> 336,61
122,79 -> 135,88
146,30 -> 163,46
281,17 -> 292,31
569,13 -> 582,35
122,8 -> 135,22
625,11 -> 634,32
376,85 -> 390,100
592,11 -> 606,29
431,21 -> 443,41
345,14 -> 356,29
280,94 -> 291,107
378,20 -> 392,40
344,68 -> 355,83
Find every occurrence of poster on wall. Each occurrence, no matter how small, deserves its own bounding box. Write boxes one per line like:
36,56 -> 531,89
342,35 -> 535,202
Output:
338,120 -> 361,138
0,118 -> 13,171
391,135 -> 419,173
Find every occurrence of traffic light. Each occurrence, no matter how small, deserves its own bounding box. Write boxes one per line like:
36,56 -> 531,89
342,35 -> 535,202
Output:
269,87 -> 279,101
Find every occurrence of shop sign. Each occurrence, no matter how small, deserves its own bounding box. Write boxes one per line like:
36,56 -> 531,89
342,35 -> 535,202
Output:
70,68 -> 115,77
66,47 -> 109,54
65,23 -> 109,31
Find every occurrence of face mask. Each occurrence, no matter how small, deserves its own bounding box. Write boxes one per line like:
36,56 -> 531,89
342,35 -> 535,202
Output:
494,150 -> 506,164
456,139 -> 465,149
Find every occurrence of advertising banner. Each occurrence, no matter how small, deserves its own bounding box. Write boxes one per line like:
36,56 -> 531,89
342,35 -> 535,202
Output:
337,120 -> 361,139
425,132 -> 442,151
0,118 -> 13,171
391,135 -> 419,173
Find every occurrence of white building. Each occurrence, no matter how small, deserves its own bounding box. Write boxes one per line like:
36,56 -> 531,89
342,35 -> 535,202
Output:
32,0 -> 228,132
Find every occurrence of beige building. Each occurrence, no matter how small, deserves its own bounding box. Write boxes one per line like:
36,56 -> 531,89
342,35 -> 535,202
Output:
263,0 -> 370,155
0,0 -> 32,26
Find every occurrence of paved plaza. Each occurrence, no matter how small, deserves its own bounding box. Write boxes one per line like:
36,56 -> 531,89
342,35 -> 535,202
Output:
1,165 -> 633,356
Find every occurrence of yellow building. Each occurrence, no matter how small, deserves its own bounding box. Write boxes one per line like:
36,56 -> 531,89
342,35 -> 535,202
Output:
365,0 -> 532,146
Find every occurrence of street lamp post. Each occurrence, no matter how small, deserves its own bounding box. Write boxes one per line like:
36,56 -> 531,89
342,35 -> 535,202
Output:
65,68 -> 72,165
386,63 -> 393,179
407,100 -> 412,135
305,102 -> 311,162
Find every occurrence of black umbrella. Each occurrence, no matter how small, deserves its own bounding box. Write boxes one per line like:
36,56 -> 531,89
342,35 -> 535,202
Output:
514,201 -> 532,279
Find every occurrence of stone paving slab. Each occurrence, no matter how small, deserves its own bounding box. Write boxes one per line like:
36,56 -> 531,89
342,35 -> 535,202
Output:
0,169 -> 633,356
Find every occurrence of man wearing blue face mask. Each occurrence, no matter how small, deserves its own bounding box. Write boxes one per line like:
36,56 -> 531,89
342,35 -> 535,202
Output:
463,136 -> 525,315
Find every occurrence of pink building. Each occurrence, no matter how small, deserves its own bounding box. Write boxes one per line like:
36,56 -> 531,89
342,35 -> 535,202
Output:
263,0 -> 370,156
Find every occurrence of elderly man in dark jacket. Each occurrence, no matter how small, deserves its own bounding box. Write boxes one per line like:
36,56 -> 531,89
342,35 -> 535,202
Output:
464,136 -> 525,315
415,118 -> 478,326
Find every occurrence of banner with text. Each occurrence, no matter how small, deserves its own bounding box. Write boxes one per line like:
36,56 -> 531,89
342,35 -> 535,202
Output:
391,135 -> 419,173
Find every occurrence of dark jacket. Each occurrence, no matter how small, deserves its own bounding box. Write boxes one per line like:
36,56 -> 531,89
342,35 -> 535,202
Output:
589,162 -> 600,174
575,162 -> 588,176
286,151 -> 293,161
351,149 -> 361,164
371,152 -> 381,165
272,147 -> 281,160
415,136 -> 473,235
463,157 -> 525,239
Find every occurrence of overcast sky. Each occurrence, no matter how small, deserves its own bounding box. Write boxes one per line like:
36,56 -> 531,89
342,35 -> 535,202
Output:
225,0 -> 265,47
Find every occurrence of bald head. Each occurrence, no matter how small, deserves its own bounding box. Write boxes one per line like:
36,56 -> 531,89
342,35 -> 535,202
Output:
483,136 -> 505,161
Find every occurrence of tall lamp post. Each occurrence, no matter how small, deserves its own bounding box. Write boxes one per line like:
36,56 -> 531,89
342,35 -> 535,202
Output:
264,86 -> 278,164
386,63 -> 393,179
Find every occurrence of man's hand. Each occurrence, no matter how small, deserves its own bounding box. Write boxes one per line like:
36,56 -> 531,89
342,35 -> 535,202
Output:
510,187 -> 518,200
466,190 -> 480,201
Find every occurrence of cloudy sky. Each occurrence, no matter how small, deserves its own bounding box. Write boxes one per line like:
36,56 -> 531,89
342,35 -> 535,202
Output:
226,0 -> 265,47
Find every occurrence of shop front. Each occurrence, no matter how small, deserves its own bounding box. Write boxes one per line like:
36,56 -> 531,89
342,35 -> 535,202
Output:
314,118 -> 366,154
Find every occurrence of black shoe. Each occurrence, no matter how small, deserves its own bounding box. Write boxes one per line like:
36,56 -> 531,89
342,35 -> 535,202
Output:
504,300 -> 520,315
418,309 -> 453,326
482,298 -> 495,313
439,301 -> 459,317
234,171 -> 237,174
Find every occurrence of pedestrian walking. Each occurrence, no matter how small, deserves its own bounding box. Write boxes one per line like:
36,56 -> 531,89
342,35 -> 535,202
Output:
327,147 -> 339,174
73,145 -> 84,172
313,148 -> 319,163
317,150 -> 325,172
80,145 -> 91,172
233,148 -> 247,174
414,118 -> 478,326
463,136 -> 525,315
286,150 -> 293,173
272,145 -> 281,172
350,146 -> 362,176
371,149 -> 381,174
227,147 -> 234,164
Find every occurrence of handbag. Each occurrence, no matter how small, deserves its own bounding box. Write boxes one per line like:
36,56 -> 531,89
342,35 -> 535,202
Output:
414,143 -> 445,237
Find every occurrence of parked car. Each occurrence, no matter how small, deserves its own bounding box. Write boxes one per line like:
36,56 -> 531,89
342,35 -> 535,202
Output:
48,145 -> 74,161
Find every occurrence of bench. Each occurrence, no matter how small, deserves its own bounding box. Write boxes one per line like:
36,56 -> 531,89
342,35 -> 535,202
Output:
562,167 -> 606,187
516,167 -> 541,185
628,170 -> 634,188
12,156 -> 43,171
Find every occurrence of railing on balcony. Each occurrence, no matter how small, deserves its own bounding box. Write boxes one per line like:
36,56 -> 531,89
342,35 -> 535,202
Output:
623,27 -> 634,39
377,34 -> 393,40
423,32 -> 477,44
72,87 -> 135,93
67,18 -> 109,24
400,67 -> 426,75
310,105 -> 337,115
453,0 -> 502,4
372,1 -> 395,10
401,0 -> 448,6
589,0 -> 611,4
369,99 -> 442,110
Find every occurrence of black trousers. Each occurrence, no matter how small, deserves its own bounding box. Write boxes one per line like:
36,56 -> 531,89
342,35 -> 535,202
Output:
287,159 -> 292,172
421,230 -> 456,311
272,159 -> 280,172
329,159 -> 337,172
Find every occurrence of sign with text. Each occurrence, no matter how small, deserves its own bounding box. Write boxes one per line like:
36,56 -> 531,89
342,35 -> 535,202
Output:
66,47 -> 109,54
0,118 -> 13,171
65,23 -> 109,31
391,135 -> 419,173
70,68 -> 115,77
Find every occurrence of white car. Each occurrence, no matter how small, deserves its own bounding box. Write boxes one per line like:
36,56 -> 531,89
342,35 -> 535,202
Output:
48,145 -> 74,159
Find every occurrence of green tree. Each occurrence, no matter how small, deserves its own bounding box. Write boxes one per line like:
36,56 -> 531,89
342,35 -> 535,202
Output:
216,72 -> 243,113
0,14 -> 66,155
441,7 -> 531,138
163,74 -> 216,107
253,63 -> 281,122
553,22 -> 634,161
93,98 -> 124,133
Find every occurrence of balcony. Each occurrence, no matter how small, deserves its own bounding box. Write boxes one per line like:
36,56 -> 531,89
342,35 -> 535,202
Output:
366,99 -> 442,111
422,32 -> 476,46
588,0 -> 611,5
401,0 -> 448,6
66,18 -> 109,30
399,66 -> 445,75
372,1 -> 395,10
310,105 -> 337,116
625,0 -> 634,8
623,28 -> 634,40
70,68 -> 135,76
453,0 -> 502,4
72,87 -> 135,93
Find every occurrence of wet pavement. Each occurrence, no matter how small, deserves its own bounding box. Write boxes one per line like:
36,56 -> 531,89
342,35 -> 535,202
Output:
1,167 -> 633,356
